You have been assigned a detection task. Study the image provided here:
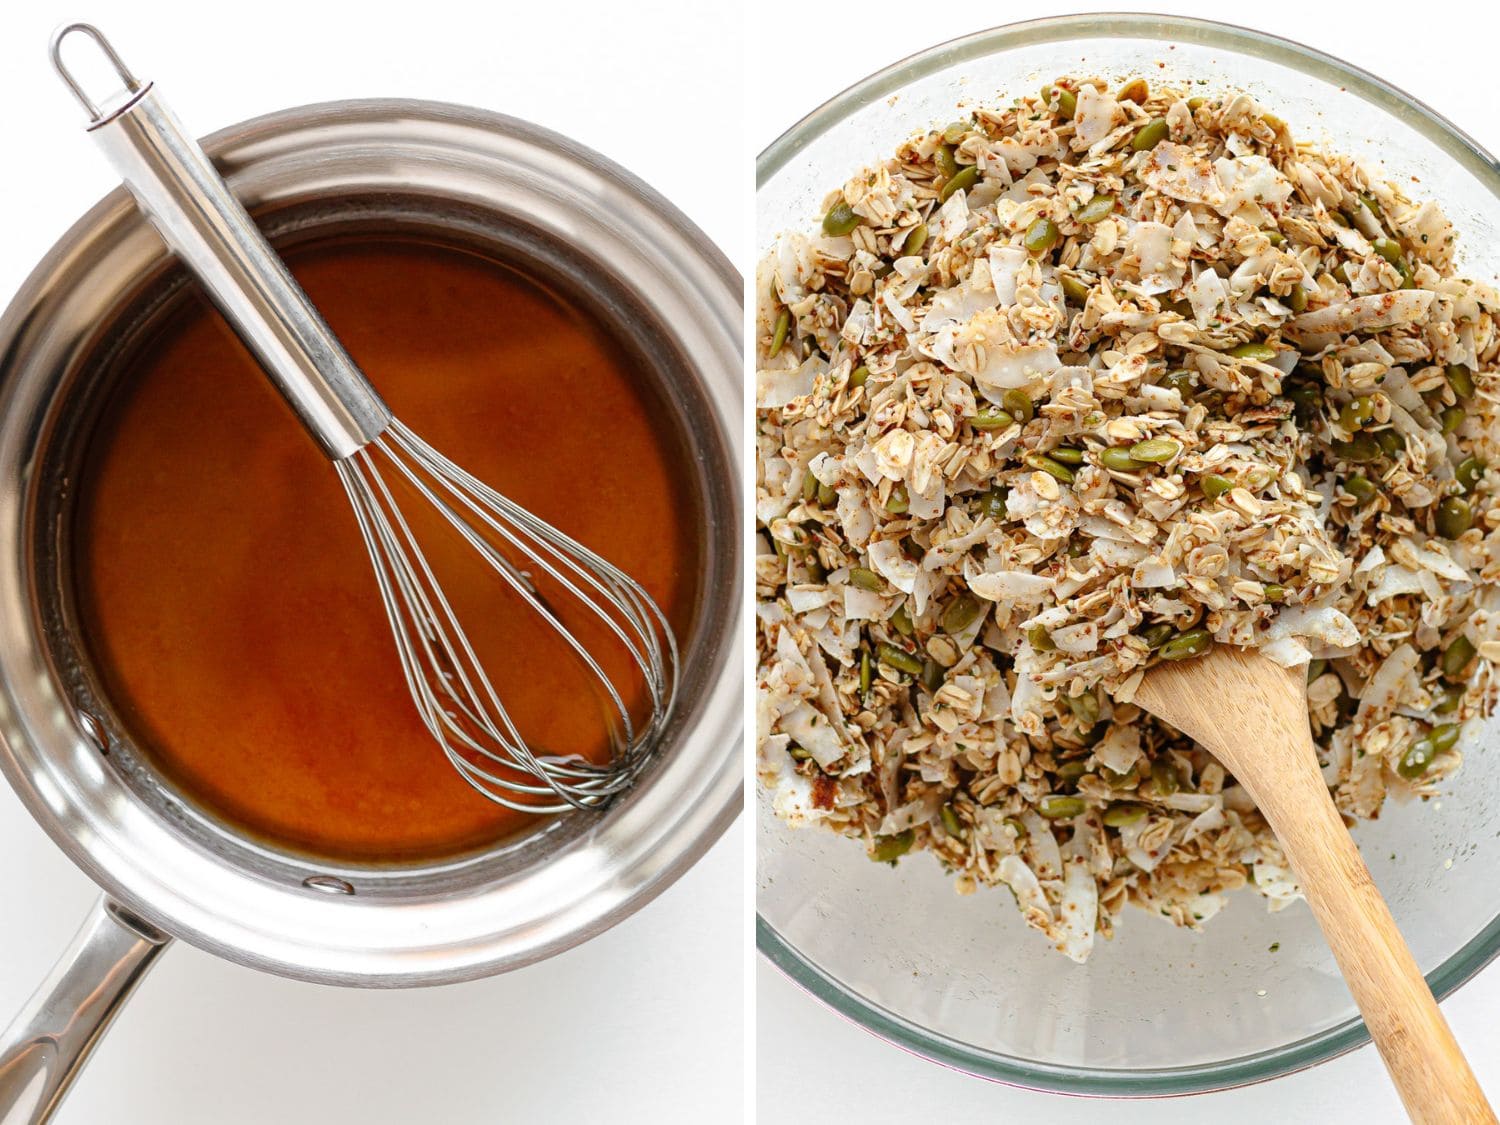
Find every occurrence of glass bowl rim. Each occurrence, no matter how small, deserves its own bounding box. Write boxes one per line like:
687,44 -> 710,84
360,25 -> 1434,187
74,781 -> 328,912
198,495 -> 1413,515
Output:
755,11 -> 1500,1096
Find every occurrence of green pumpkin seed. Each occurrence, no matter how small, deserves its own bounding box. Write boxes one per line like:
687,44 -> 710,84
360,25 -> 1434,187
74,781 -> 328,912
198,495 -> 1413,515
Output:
934,144 -> 959,181
1227,341 -> 1278,362
1288,285 -> 1310,313
902,223 -> 929,258
849,364 -> 870,388
877,642 -> 923,676
1048,446 -> 1085,465
1027,623 -> 1056,651
1397,739 -> 1436,780
1055,759 -> 1089,782
1128,437 -> 1182,463
941,593 -> 984,635
1076,194 -> 1116,223
942,120 -> 969,144
890,603 -> 914,637
1432,687 -> 1462,715
859,649 -> 872,698
1306,658 -> 1328,683
980,486 -> 1009,521
871,829 -> 916,862
769,308 -> 790,357
1339,396 -> 1376,431
1040,84 -> 1076,119
1065,691 -> 1100,727
1100,446 -> 1145,472
1331,434 -> 1381,463
1148,758 -> 1181,797
1116,78 -> 1149,104
1140,622 -> 1175,650
920,659 -> 945,693
1023,217 -> 1061,257
1159,628 -> 1213,661
818,481 -> 837,507
802,468 -> 818,502
1287,382 -> 1323,411
1456,456 -> 1485,492
823,201 -> 861,237
971,406 -> 1015,430
1025,453 -> 1076,484
1103,802 -> 1146,827
885,484 -> 910,514
1003,816 -> 1028,839
849,567 -> 883,591
1162,369 -> 1197,395
1436,496 -> 1473,538
1371,237 -> 1404,266
1131,117 -> 1169,151
1345,475 -> 1377,504
1038,794 -> 1086,819
1263,584 -> 1286,602
1447,364 -> 1476,400
1001,388 -> 1034,422
1441,635 -> 1477,680
939,164 -> 979,202
1430,723 -> 1461,753
1200,473 -> 1235,500
1441,405 -> 1466,435
940,803 -> 964,837
1375,429 -> 1405,457
1060,274 -> 1092,304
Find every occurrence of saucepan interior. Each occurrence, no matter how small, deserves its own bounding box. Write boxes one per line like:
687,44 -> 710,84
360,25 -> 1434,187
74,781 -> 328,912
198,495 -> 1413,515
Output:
0,100 -> 742,985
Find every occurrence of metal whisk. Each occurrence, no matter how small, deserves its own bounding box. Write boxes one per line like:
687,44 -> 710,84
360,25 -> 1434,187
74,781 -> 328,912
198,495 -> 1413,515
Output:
52,25 -> 677,812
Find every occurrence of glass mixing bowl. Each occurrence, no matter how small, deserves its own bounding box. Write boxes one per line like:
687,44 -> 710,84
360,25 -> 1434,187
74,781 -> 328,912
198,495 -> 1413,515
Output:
756,13 -> 1500,1095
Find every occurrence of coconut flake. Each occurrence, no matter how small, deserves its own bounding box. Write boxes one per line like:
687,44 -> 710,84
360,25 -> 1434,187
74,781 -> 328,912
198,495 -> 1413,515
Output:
1288,291 -> 1435,335
756,354 -> 824,408
1072,85 -> 1121,147
867,539 -> 918,593
972,343 -> 1062,394
968,569 -> 1054,602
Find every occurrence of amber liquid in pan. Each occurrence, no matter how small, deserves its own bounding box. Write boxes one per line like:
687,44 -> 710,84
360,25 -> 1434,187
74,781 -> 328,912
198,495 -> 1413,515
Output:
73,238 -> 697,863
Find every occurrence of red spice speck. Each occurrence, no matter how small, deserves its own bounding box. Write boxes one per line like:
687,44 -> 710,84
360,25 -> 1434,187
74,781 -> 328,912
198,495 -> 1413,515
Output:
812,774 -> 836,810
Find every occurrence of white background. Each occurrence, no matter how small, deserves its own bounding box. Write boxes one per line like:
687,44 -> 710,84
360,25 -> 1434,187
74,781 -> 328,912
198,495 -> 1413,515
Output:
754,2 -> 1499,1122
0,3 -> 744,1124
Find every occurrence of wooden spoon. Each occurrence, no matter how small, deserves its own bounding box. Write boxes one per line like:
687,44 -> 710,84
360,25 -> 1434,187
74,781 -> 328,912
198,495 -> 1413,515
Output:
1135,645 -> 1495,1124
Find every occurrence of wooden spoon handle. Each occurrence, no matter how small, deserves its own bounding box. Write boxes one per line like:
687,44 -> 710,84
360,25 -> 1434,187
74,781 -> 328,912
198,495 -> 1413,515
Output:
1262,768 -> 1495,1123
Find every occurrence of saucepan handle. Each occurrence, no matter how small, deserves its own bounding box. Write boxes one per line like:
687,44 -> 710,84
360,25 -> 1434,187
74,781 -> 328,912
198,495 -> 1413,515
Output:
0,896 -> 170,1125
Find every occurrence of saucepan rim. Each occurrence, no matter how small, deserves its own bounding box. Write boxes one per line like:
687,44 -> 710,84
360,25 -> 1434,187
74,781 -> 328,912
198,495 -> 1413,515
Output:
0,97 -> 744,985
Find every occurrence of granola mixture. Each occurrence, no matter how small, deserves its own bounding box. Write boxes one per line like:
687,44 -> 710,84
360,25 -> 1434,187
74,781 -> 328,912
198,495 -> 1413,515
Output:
755,77 -> 1500,961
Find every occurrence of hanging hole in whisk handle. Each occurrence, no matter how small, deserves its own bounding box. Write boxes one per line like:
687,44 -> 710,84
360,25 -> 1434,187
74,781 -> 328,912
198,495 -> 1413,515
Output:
49,22 -> 146,123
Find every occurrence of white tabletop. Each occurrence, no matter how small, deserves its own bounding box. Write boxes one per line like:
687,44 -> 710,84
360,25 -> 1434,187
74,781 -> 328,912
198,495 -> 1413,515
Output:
0,2 -> 744,1122
753,1 -> 1500,1119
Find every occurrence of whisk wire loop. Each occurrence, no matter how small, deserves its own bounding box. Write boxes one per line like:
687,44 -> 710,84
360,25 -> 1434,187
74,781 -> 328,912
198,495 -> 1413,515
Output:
335,420 -> 677,812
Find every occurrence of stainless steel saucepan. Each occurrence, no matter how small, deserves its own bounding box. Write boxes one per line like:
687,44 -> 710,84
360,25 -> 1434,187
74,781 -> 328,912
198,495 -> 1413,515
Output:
0,95 -> 742,1124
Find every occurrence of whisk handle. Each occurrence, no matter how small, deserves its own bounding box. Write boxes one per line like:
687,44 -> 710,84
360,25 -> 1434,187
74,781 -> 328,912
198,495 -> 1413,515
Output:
49,24 -> 391,461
